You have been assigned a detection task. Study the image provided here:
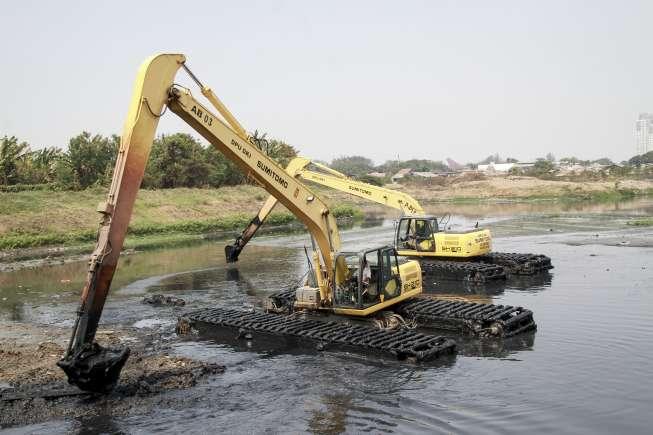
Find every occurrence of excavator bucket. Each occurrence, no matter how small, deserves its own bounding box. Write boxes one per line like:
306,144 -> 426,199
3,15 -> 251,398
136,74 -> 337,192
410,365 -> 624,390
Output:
59,53 -> 185,392
57,343 -> 130,393
224,243 -> 241,263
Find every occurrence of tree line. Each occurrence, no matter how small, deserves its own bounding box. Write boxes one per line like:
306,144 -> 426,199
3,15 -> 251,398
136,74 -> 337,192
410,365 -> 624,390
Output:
0,132 -> 297,191
2,132 -> 652,192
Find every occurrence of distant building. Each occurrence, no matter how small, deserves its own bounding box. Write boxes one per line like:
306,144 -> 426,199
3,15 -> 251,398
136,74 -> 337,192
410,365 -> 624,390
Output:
391,168 -> 413,182
477,162 -> 515,173
412,171 -> 439,178
477,161 -> 535,174
366,172 -> 386,178
635,113 -> 653,155
445,158 -> 464,171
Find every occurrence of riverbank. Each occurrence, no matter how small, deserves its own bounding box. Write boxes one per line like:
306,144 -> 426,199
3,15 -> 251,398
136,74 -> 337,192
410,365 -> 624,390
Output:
0,319 -> 225,427
396,175 -> 653,203
1,176 -> 651,258
0,184 -> 362,252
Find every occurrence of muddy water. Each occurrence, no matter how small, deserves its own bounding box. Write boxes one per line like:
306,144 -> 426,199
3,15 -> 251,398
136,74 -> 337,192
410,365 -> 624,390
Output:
1,199 -> 653,434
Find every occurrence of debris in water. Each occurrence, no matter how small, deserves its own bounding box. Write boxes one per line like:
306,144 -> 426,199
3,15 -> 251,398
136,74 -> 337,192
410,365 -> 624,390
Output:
142,294 -> 186,307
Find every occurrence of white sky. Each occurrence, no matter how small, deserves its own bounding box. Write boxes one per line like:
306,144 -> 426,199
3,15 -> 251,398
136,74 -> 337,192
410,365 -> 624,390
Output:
1,0 -> 651,164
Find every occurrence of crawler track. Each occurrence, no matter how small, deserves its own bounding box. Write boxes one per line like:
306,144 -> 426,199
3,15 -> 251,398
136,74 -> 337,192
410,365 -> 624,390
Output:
476,252 -> 553,275
181,307 -> 456,362
394,298 -> 536,338
417,251 -> 553,282
265,289 -> 536,338
419,260 -> 507,282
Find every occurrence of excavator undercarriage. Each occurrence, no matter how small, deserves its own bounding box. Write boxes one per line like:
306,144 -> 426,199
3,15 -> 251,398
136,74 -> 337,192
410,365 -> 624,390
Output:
178,289 -> 535,363
418,252 -> 553,283
179,308 -> 457,362
475,252 -> 553,276
251,286 -> 535,339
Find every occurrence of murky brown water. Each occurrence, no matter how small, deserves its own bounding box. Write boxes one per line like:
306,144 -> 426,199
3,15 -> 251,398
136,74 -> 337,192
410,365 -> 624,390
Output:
1,198 -> 652,434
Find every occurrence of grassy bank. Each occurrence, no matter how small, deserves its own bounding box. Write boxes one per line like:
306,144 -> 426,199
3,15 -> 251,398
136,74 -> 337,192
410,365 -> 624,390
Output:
627,217 -> 653,227
398,177 -> 653,204
0,186 -> 362,251
439,187 -> 652,204
1,178 -> 651,252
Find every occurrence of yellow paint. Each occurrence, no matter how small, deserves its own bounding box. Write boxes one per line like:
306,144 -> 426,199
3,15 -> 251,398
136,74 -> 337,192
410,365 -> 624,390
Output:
117,54 -> 425,319
397,228 -> 492,258
331,288 -> 422,316
167,88 -> 342,285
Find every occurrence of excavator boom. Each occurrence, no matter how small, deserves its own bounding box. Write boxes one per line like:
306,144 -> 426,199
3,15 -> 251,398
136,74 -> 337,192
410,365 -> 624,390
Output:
59,54 -> 341,392
225,157 -> 424,262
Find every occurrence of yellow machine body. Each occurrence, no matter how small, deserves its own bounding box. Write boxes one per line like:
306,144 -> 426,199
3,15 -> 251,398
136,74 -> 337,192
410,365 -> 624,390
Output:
229,156 -> 495,263
395,216 -> 492,258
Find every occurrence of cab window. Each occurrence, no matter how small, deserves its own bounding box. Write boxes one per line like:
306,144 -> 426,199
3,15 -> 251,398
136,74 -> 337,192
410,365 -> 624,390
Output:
380,247 -> 401,300
396,218 -> 413,250
414,219 -> 436,252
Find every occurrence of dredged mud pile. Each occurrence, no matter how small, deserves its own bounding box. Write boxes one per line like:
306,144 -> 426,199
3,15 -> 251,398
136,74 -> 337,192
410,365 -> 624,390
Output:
0,322 -> 224,428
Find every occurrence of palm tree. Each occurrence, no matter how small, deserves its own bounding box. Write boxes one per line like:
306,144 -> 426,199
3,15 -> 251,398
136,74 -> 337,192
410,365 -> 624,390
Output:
30,147 -> 63,183
0,136 -> 30,185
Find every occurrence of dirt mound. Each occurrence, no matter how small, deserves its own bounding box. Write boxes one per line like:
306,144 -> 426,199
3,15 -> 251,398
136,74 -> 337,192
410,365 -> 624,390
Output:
0,322 -> 225,428
0,341 -> 66,387
1,349 -> 224,427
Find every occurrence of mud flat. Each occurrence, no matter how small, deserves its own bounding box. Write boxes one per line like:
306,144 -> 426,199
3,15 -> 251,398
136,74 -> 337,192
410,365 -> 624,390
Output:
399,176 -> 653,201
0,321 -> 224,428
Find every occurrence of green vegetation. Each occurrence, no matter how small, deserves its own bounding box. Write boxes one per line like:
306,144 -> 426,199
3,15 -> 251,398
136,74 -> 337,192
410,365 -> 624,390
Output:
628,151 -> 653,166
0,212 -> 296,250
419,187 -> 653,205
2,129 -> 651,255
331,204 -> 364,219
330,155 -> 375,178
627,218 -> 653,227
0,132 -> 297,191
0,185 -> 365,251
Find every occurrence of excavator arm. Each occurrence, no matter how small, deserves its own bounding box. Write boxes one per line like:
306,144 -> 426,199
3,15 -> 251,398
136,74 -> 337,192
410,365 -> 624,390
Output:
59,53 -> 340,392
225,157 -> 424,262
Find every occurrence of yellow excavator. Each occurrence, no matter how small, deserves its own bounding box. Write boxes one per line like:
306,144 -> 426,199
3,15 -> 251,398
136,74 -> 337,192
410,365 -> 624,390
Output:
58,54 -> 536,393
225,158 -> 552,281
57,53 -> 432,392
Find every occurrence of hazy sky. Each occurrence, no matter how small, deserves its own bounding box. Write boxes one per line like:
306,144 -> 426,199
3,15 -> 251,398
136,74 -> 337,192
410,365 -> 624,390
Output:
2,0 -> 651,164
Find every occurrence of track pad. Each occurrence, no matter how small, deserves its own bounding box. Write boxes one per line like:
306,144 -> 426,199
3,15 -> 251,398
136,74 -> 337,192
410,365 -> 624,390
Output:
57,342 -> 130,393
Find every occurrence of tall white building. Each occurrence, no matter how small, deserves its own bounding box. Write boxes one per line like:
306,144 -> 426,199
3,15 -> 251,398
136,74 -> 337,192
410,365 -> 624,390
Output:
635,113 -> 653,155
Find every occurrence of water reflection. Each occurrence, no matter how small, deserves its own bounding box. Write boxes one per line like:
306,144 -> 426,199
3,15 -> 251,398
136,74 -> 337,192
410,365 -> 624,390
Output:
224,267 -> 262,298
420,272 -> 553,304
359,216 -> 385,229
74,415 -> 123,435
307,393 -> 352,435
453,332 -> 536,358
507,272 -> 554,291
7,301 -> 26,322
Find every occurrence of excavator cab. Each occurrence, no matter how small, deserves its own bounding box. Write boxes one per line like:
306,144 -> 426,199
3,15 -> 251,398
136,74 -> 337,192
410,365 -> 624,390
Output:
332,246 -> 404,310
395,216 -> 492,258
396,217 -> 438,252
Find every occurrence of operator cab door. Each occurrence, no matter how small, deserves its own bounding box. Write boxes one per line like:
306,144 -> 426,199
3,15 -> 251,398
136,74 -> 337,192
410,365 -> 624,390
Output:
379,247 -> 402,302
352,247 -> 404,308
396,218 -> 437,252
